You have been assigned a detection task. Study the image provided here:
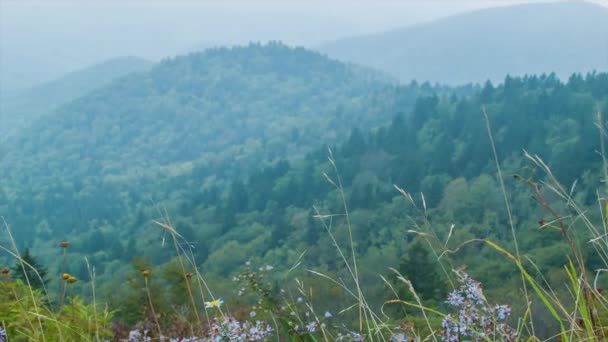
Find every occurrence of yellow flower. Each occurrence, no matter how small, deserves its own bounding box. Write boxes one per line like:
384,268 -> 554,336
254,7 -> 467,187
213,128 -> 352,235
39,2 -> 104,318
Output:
62,273 -> 71,280
205,298 -> 224,309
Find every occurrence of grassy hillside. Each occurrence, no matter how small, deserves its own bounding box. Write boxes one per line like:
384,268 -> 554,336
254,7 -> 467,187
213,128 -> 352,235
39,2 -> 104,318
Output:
319,1 -> 608,84
0,56 -> 152,140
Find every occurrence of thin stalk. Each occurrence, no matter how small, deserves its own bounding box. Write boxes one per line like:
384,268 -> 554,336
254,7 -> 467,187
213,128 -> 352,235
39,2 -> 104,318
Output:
144,276 -> 162,338
60,247 -> 67,308
84,257 -> 100,341
482,107 -> 534,335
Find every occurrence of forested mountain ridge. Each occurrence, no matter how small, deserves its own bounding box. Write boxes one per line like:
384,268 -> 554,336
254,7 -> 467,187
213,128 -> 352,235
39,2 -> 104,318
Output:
2,68 -> 606,330
0,43 -> 448,260
319,1 -> 608,84
1,43 -> 407,185
0,56 -> 152,141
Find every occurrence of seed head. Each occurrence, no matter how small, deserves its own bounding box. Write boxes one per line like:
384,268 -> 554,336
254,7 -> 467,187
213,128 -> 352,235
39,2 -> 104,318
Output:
142,270 -> 151,278
60,241 -> 70,249
0,268 -> 9,276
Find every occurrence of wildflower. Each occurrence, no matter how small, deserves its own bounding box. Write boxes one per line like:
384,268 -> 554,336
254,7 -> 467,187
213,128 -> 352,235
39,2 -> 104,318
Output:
440,271 -> 517,341
0,326 -> 6,342
142,270 -> 151,278
0,268 -> 9,276
390,334 -> 408,342
350,332 -> 365,342
60,241 -> 70,248
67,276 -> 77,284
205,298 -> 224,308
494,304 -> 511,320
297,296 -> 303,303
306,321 -> 318,333
250,311 -> 256,317
446,291 -> 464,307
62,273 -> 71,280
265,265 -> 274,271
127,329 -> 141,342
207,316 -> 271,341
324,310 -> 333,318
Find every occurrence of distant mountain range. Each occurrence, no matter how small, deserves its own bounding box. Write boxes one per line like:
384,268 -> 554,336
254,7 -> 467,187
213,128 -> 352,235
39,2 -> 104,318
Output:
319,1 -> 608,84
0,56 -> 152,141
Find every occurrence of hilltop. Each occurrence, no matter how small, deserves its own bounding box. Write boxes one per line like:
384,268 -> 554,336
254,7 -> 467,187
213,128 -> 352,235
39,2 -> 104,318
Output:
0,43 -> 434,251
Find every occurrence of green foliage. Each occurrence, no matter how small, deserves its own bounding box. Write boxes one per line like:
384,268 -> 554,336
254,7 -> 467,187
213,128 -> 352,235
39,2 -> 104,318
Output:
0,279 -> 113,341
11,248 -> 49,290
397,239 -> 447,303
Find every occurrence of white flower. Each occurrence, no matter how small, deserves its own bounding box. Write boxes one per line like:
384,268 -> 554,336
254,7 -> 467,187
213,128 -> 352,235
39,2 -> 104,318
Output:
250,311 -> 257,317
324,311 -> 332,318
204,298 -> 224,309
265,265 -> 274,271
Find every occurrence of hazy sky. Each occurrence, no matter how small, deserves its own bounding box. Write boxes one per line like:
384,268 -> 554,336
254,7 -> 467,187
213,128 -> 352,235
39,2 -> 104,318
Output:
1,0 -> 607,92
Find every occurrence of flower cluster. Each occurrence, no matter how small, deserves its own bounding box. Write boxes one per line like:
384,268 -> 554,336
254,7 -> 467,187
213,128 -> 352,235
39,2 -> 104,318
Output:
208,316 -> 272,341
126,317 -> 272,342
128,329 -> 151,342
441,271 -> 517,342
336,331 -> 366,341
0,325 -> 6,342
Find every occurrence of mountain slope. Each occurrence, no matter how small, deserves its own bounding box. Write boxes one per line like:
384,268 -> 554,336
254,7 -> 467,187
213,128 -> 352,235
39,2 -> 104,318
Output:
319,1 -> 608,84
0,43 -> 435,244
0,56 -> 152,140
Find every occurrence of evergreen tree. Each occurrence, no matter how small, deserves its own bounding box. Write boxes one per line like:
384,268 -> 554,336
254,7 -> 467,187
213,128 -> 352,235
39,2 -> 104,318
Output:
11,248 -> 49,290
397,239 -> 446,302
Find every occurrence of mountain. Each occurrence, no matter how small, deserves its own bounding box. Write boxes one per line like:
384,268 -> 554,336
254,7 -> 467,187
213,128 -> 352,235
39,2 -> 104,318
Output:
0,56 -> 152,140
319,1 -> 608,84
0,43 -> 437,246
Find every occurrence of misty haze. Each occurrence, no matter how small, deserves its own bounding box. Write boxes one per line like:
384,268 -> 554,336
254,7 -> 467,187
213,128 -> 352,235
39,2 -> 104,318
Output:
1,1 -> 608,341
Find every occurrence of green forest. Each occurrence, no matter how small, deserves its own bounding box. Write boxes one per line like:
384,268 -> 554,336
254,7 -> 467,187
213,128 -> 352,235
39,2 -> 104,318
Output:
2,43 -> 608,341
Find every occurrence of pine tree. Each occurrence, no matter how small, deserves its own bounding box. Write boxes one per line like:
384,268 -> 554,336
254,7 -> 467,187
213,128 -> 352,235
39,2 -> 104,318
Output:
397,239 -> 446,302
11,248 -> 49,290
